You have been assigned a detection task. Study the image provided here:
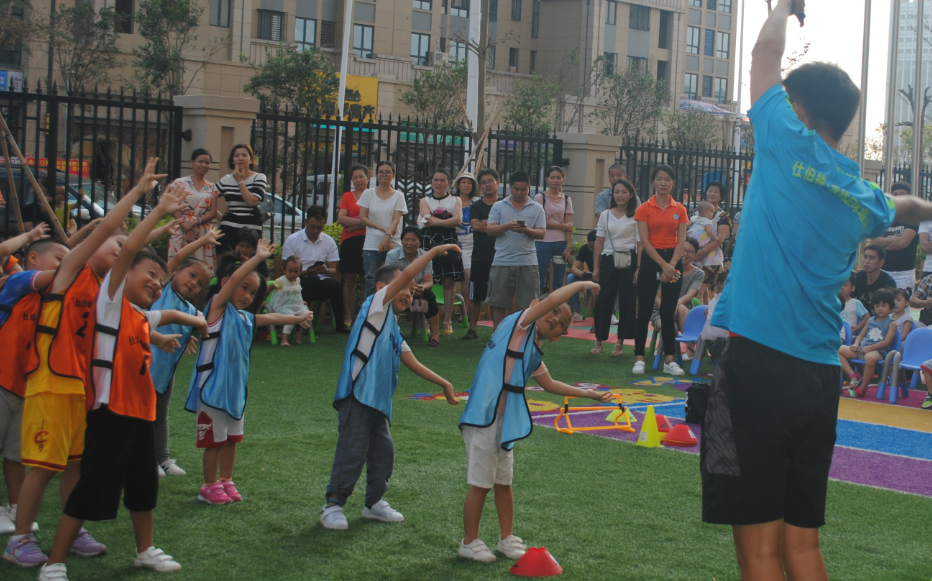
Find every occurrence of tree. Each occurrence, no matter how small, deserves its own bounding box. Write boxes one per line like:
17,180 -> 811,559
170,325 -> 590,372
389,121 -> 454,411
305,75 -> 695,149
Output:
47,3 -> 121,93
133,0 -> 228,95
546,49 -> 599,134
400,62 -> 469,128
0,0 -> 44,65
664,109 -> 721,150
243,45 -> 340,113
502,73 -> 558,134
590,59 -> 668,140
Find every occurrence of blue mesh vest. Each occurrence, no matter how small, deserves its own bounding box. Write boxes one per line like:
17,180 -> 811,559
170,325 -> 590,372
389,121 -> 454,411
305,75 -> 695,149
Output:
459,310 -> 543,450
184,300 -> 254,419
334,294 -> 405,420
148,281 -> 198,395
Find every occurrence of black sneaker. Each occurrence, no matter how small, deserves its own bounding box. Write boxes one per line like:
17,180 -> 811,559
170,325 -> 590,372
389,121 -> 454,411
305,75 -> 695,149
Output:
922,393 -> 932,410
462,329 -> 479,340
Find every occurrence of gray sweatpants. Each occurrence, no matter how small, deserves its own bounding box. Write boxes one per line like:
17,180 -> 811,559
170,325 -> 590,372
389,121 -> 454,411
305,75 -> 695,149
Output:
155,378 -> 175,464
325,397 -> 394,508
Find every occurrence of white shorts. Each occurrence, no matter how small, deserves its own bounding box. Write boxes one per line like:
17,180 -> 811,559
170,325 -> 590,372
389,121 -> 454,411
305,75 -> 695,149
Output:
0,388 -> 23,462
883,269 -> 916,292
462,413 -> 513,488
460,238 -> 474,271
195,401 -> 245,449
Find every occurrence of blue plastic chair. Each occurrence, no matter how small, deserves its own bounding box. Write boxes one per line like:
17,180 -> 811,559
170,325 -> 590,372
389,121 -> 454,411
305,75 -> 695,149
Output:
842,320 -> 852,346
879,327 -> 932,403
653,305 -> 707,371
848,327 -> 901,389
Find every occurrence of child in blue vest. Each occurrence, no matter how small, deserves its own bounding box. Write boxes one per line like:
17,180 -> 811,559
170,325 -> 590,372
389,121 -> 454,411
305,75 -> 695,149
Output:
457,280 -> 611,563
186,240 -> 313,505
320,244 -> 460,531
150,229 -> 221,477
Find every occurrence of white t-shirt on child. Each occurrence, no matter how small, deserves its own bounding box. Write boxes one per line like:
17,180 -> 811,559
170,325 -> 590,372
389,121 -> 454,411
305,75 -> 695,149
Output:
842,297 -> 868,327
351,286 -> 411,380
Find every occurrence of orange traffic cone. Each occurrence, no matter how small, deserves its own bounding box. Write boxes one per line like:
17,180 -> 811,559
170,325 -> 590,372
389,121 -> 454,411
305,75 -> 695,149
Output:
656,414 -> 673,433
636,405 -> 662,448
510,547 -> 563,577
663,423 -> 699,447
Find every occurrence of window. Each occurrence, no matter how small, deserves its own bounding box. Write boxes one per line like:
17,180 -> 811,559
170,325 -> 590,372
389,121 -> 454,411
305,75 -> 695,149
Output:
450,40 -> 467,62
354,24 -> 374,58
295,18 -> 316,51
487,45 -> 496,69
657,60 -> 668,85
210,0 -> 230,27
258,10 -> 287,41
714,77 -> 728,101
702,75 -> 713,97
686,26 -> 700,54
658,10 -> 670,48
115,0 -> 134,33
414,0 -> 431,10
603,52 -> 617,76
321,21 -> 336,48
411,33 -> 430,65
511,0 -> 521,21
451,0 -> 468,17
530,50 -> 537,72
707,0 -> 717,9
716,31 -> 730,59
509,47 -> 519,71
606,0 -> 617,25
629,5 -> 649,31
629,56 -> 646,71
531,0 -> 540,37
704,29 -> 714,56
718,0 -> 732,13
689,0 -> 702,6
685,73 -> 698,99
489,0 -> 498,22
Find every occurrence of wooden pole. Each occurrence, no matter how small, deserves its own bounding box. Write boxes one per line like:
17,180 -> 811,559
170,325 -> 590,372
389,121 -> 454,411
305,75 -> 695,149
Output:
0,126 -> 24,234
0,110 -> 68,241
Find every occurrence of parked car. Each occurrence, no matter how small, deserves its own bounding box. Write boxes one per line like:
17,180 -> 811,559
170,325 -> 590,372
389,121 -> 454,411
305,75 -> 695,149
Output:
263,194 -> 304,243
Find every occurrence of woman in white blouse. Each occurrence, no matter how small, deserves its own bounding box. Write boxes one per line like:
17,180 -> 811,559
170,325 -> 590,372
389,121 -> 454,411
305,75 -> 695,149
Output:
591,179 -> 641,356
358,161 -> 407,296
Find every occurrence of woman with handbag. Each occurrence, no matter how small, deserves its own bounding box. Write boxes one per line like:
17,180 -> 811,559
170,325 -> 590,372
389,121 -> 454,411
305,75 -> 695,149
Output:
591,179 -> 640,356
419,168 -> 464,336
216,143 -> 269,255
385,226 -> 442,345
632,165 -> 689,376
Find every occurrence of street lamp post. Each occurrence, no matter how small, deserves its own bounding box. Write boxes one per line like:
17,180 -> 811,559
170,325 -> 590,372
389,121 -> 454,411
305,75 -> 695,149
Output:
884,0 -> 902,190
912,0 -> 926,195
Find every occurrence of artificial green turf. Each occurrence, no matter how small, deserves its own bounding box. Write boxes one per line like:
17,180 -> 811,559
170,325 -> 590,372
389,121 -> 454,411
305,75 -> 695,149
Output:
6,325 -> 932,580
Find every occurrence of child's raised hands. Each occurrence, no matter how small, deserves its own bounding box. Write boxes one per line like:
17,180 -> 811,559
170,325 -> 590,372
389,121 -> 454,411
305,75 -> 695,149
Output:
202,228 -> 224,246
135,158 -> 168,196
573,280 -> 600,293
432,243 -> 462,256
156,183 -> 187,216
255,239 -> 275,260
27,223 -> 51,242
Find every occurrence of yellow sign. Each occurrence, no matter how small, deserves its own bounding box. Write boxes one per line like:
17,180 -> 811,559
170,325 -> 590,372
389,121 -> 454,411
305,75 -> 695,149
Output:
331,74 -> 379,121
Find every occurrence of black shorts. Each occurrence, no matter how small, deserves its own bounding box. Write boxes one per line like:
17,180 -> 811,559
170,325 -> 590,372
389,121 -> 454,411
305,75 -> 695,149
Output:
701,337 -> 840,529
469,260 -> 493,303
339,235 -> 365,275
64,406 -> 159,521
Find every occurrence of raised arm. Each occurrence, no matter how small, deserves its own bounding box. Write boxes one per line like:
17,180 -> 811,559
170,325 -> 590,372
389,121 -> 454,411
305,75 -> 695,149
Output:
210,239 -> 274,320
750,0 -> 801,105
0,223 -> 49,256
382,243 -> 460,306
524,280 -> 600,325
52,157 -> 167,294
157,309 -> 208,338
893,196 -> 932,227
66,217 -> 103,248
166,228 -> 223,273
145,219 -> 183,246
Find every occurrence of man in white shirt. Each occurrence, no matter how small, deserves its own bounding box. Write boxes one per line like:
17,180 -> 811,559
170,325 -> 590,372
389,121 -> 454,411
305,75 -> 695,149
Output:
281,206 -> 348,333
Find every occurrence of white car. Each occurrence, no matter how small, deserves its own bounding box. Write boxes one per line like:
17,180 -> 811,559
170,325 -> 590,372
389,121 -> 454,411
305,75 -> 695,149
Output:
263,194 -> 305,243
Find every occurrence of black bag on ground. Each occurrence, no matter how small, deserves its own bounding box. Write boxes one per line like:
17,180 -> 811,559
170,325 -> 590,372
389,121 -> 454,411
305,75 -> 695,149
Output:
684,382 -> 711,425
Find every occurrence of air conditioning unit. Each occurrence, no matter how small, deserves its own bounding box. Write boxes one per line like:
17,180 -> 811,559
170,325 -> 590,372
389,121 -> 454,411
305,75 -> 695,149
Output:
433,51 -> 449,65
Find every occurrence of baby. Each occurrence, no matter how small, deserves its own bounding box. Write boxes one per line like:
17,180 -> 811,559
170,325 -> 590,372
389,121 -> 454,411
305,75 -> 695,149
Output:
687,201 -> 720,267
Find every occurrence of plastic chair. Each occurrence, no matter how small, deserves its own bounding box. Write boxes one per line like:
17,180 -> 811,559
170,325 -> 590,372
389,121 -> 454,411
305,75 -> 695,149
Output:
433,285 -> 468,328
848,327 -> 902,390
653,305 -> 707,371
260,289 -> 280,346
409,308 -> 430,342
842,320 -> 852,346
880,327 -> 932,403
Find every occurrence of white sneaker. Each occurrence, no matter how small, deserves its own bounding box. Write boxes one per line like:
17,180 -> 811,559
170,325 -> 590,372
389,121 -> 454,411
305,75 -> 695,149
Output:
38,563 -> 69,580
134,547 -> 181,572
632,361 -> 646,374
320,505 -> 348,530
611,315 -> 619,324
663,361 -> 685,376
5,505 -> 39,533
572,312 -> 583,322
496,535 -> 528,560
160,460 -> 186,476
0,506 -> 13,534
458,538 -> 496,562
681,352 -> 692,361
361,500 -> 404,523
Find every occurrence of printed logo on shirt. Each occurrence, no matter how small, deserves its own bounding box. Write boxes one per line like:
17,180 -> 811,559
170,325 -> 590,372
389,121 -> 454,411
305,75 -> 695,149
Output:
673,214 -> 679,220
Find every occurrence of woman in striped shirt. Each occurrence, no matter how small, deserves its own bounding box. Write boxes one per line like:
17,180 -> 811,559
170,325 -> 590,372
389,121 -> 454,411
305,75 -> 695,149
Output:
217,143 -> 268,255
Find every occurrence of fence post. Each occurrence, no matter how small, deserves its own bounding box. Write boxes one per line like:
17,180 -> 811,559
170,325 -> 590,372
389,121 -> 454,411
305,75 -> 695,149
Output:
172,95 -> 260,184
556,132 -> 621,236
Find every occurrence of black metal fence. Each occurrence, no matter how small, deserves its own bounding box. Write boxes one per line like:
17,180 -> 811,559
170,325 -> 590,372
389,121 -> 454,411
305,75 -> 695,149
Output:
0,83 -> 183,235
619,140 -> 754,216
877,164 -> 932,198
251,106 -> 563,243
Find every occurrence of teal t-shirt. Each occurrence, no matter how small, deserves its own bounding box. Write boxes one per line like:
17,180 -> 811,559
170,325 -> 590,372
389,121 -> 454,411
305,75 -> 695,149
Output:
711,85 -> 896,365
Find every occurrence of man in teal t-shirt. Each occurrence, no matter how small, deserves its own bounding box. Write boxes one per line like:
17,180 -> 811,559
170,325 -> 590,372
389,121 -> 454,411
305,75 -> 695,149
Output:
702,1 -> 932,578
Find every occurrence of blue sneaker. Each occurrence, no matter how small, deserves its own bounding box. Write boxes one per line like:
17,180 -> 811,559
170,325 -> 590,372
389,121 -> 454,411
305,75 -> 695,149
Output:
70,529 -> 107,557
2,534 -> 48,567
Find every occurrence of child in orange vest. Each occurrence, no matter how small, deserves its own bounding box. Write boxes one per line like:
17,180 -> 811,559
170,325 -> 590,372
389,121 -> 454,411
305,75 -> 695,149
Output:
39,182 -> 208,580
5,158 -> 169,567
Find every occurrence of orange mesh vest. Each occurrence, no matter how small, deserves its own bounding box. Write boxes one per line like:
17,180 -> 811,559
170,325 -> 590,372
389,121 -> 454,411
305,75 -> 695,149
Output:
0,292 -> 40,397
87,297 -> 155,421
25,266 -> 100,382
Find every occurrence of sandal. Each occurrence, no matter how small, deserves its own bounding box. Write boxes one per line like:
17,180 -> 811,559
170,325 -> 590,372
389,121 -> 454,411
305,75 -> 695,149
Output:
611,344 -> 624,357
443,322 -> 453,336
428,337 -> 441,347
590,341 -> 603,355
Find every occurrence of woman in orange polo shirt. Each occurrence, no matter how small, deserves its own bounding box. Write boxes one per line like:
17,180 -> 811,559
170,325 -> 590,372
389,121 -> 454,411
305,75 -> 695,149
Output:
632,165 -> 689,376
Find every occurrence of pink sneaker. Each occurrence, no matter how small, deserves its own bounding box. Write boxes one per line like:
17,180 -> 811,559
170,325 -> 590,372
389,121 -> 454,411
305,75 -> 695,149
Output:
197,482 -> 231,505
221,480 -> 242,502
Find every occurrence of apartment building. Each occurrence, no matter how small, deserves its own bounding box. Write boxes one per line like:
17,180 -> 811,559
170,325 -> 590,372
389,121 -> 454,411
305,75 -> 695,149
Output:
4,0 -> 737,131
